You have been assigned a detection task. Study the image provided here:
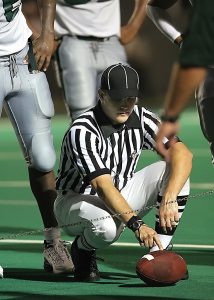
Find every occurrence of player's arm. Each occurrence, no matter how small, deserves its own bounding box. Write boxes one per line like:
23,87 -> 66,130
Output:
155,65 -> 207,159
32,0 -> 56,71
159,141 -> 192,231
120,0 -> 147,45
146,0 -> 189,47
91,174 -> 163,250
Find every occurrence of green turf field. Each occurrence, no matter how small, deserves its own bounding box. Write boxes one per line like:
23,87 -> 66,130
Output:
0,110 -> 214,299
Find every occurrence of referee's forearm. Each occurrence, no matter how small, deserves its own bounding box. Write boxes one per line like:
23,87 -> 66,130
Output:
91,175 -> 137,223
98,188 -> 136,223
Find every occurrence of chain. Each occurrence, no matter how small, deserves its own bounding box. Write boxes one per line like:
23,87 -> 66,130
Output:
0,189 -> 214,241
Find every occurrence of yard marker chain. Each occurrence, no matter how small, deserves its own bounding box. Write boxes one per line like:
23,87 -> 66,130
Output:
0,189 -> 214,241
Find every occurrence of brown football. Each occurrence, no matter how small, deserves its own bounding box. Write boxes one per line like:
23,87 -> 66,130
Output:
136,250 -> 187,286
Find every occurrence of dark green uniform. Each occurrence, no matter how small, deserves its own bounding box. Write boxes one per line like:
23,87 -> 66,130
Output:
180,0 -> 214,67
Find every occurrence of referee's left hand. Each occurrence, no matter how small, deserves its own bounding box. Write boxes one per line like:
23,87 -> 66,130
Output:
159,198 -> 179,232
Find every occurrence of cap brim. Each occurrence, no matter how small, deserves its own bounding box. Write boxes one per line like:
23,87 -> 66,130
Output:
107,89 -> 142,101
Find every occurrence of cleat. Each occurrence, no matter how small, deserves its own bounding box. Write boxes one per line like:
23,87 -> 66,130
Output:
71,237 -> 100,282
165,243 -> 173,251
43,240 -> 74,274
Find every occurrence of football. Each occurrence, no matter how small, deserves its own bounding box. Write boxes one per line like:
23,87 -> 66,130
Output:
136,250 -> 187,286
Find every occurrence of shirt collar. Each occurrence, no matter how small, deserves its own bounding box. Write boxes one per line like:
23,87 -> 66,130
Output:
93,102 -> 141,139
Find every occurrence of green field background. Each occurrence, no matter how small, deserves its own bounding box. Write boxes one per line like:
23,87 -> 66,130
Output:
0,110 -> 214,300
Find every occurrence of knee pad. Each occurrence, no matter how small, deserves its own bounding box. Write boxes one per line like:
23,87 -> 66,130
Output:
29,131 -> 56,172
28,71 -> 55,118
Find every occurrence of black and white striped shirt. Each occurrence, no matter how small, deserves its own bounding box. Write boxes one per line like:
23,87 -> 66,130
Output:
56,103 -> 169,195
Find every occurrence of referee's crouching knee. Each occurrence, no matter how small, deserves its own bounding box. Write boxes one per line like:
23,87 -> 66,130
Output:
86,218 -> 118,248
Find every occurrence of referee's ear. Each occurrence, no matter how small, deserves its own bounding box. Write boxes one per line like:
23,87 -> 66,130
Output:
98,89 -> 105,102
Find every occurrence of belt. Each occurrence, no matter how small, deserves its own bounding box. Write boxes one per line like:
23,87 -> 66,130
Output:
75,35 -> 112,42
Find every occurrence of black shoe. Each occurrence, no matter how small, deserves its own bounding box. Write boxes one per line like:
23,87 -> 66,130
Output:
165,243 -> 189,280
71,237 -> 100,282
165,243 -> 173,251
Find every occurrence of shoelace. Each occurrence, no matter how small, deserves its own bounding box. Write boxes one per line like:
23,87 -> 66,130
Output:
45,241 -> 71,264
58,241 -> 72,261
88,254 -> 104,271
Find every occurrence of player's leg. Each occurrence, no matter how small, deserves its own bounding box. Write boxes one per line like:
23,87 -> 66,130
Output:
96,36 -> 127,91
121,161 -> 190,251
58,36 -> 97,120
4,48 -> 73,274
99,36 -> 127,68
196,67 -> 214,163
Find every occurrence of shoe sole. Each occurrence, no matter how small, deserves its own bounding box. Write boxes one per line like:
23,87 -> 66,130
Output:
44,258 -> 74,274
74,275 -> 100,282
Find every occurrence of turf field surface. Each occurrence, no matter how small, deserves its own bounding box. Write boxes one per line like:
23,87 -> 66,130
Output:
0,110 -> 214,299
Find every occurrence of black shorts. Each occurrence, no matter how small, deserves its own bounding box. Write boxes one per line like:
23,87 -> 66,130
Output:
179,0 -> 214,67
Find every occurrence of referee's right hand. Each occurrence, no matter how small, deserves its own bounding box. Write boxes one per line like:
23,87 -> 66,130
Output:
135,225 -> 163,250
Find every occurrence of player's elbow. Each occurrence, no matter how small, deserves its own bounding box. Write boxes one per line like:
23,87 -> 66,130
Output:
91,174 -> 113,196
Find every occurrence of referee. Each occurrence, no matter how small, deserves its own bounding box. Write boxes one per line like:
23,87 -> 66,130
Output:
54,63 -> 192,282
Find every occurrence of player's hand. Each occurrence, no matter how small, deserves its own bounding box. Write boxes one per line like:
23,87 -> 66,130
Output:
135,225 -> 163,250
159,196 -> 179,232
52,39 -> 60,55
174,35 -> 183,48
32,32 -> 55,71
120,25 -> 137,45
155,121 -> 180,162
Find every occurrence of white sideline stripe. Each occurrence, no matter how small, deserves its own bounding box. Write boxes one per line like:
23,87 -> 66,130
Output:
0,182 -> 213,206
0,239 -> 214,249
0,181 -> 29,187
0,181 -> 214,190
190,183 -> 214,189
0,200 -> 35,206
0,148 -> 210,160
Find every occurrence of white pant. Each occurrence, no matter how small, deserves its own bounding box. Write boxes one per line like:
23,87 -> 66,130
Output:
54,161 -> 190,249
58,35 -> 127,120
0,45 -> 56,172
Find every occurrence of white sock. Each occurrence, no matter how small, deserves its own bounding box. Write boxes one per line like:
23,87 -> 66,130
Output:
44,227 -> 61,242
150,234 -> 172,252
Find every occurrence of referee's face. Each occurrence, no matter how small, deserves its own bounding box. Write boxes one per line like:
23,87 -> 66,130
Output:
99,90 -> 137,124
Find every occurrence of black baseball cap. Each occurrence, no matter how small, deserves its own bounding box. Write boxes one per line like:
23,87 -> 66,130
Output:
100,63 -> 142,100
